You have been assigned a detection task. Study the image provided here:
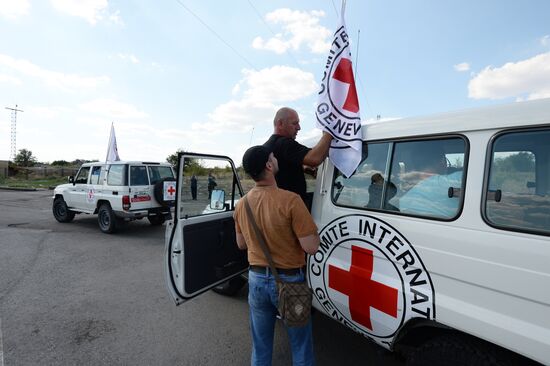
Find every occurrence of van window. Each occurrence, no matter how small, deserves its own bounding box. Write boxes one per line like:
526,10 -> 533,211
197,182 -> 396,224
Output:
332,142 -> 391,208
130,166 -> 149,186
107,165 -> 126,186
485,129 -> 550,235
331,137 -> 467,220
388,138 -> 466,220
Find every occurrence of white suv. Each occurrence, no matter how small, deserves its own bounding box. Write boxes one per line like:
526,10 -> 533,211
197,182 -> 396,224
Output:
53,161 -> 175,233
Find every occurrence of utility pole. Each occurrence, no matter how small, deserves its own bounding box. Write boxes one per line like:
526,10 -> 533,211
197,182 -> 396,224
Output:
5,105 -> 23,162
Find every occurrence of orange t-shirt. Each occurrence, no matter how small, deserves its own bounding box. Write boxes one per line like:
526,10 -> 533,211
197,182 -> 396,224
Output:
234,186 -> 318,269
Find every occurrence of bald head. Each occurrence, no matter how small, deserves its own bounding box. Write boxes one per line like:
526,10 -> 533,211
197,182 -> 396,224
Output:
273,107 -> 300,139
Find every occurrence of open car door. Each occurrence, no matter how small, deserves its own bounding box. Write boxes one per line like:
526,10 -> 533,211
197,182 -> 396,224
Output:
164,153 -> 248,305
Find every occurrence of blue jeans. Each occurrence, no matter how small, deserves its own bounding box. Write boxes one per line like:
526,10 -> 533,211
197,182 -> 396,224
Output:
248,269 -> 315,366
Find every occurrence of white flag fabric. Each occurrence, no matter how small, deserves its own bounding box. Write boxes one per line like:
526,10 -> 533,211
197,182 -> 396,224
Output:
106,123 -> 120,163
315,3 -> 362,178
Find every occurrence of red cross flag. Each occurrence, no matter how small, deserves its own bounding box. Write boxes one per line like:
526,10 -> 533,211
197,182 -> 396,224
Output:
316,0 -> 362,178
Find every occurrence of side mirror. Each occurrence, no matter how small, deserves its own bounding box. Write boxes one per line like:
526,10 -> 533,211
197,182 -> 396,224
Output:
68,176 -> 75,184
210,189 -> 226,211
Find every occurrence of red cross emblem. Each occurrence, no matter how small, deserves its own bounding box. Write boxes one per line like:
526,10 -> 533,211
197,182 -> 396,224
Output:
332,58 -> 359,113
167,185 -> 176,196
329,245 -> 398,330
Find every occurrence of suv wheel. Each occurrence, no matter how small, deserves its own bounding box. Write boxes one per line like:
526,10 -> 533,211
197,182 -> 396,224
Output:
153,178 -> 176,207
53,197 -> 75,223
148,215 -> 165,226
98,203 -> 117,234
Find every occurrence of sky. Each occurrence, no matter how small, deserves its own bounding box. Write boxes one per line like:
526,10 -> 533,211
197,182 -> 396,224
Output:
1,0 -> 549,165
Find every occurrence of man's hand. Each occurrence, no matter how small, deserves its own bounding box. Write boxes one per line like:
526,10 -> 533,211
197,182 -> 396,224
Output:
303,165 -> 317,178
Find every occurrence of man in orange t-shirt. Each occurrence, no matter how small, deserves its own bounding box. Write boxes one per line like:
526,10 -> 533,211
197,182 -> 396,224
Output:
234,145 -> 320,366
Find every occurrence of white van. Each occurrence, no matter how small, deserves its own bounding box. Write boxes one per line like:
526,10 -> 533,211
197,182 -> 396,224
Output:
164,98 -> 550,365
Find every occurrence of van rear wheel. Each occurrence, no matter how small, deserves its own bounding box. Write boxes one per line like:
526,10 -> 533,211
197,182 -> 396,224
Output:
98,203 -> 117,234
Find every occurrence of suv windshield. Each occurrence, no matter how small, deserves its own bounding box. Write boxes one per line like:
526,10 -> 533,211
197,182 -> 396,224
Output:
148,166 -> 174,185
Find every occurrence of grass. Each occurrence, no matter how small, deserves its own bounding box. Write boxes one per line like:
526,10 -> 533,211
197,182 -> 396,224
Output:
0,175 -> 68,189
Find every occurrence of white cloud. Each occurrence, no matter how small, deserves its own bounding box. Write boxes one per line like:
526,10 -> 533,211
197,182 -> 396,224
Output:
117,53 -> 139,64
542,35 -> 550,47
0,53 -> 109,90
50,0 -> 121,25
0,73 -> 22,85
192,65 -> 317,133
468,52 -> 550,101
0,0 -> 30,19
79,98 -> 148,119
252,8 -> 331,54
454,62 -> 470,72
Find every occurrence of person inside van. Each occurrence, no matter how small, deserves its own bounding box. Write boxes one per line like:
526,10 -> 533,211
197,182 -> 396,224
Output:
396,149 -> 462,218
366,173 -> 399,211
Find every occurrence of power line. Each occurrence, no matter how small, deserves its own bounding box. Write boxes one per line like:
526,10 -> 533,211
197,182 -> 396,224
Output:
173,0 -> 257,70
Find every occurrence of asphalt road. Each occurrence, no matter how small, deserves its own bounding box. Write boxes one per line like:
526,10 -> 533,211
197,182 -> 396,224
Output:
0,189 -> 405,366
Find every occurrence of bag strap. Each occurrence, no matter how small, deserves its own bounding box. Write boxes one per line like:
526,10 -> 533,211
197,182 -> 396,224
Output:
243,195 -> 281,282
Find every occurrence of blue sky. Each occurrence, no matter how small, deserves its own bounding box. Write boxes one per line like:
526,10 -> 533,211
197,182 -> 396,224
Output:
1,0 -> 549,164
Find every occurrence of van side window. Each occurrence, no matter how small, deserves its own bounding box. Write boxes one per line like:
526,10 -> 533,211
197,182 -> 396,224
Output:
332,142 -> 391,208
130,166 -> 149,186
388,138 -> 466,220
331,137 -> 467,220
485,129 -> 550,235
107,165 -> 126,186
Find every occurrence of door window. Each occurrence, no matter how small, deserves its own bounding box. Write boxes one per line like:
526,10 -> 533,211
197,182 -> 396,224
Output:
484,129 -> 550,235
74,167 -> 90,184
178,156 -> 242,218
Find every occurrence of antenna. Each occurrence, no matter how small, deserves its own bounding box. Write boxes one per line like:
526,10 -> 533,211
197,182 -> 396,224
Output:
5,105 -> 24,161
249,126 -> 255,146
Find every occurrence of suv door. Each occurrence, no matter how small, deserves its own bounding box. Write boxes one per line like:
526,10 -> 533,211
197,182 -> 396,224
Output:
165,153 -> 248,305
129,164 -> 152,211
66,166 -> 91,210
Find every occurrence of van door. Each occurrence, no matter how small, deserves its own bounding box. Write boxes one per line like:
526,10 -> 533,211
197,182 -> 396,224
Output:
164,153 -> 248,305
